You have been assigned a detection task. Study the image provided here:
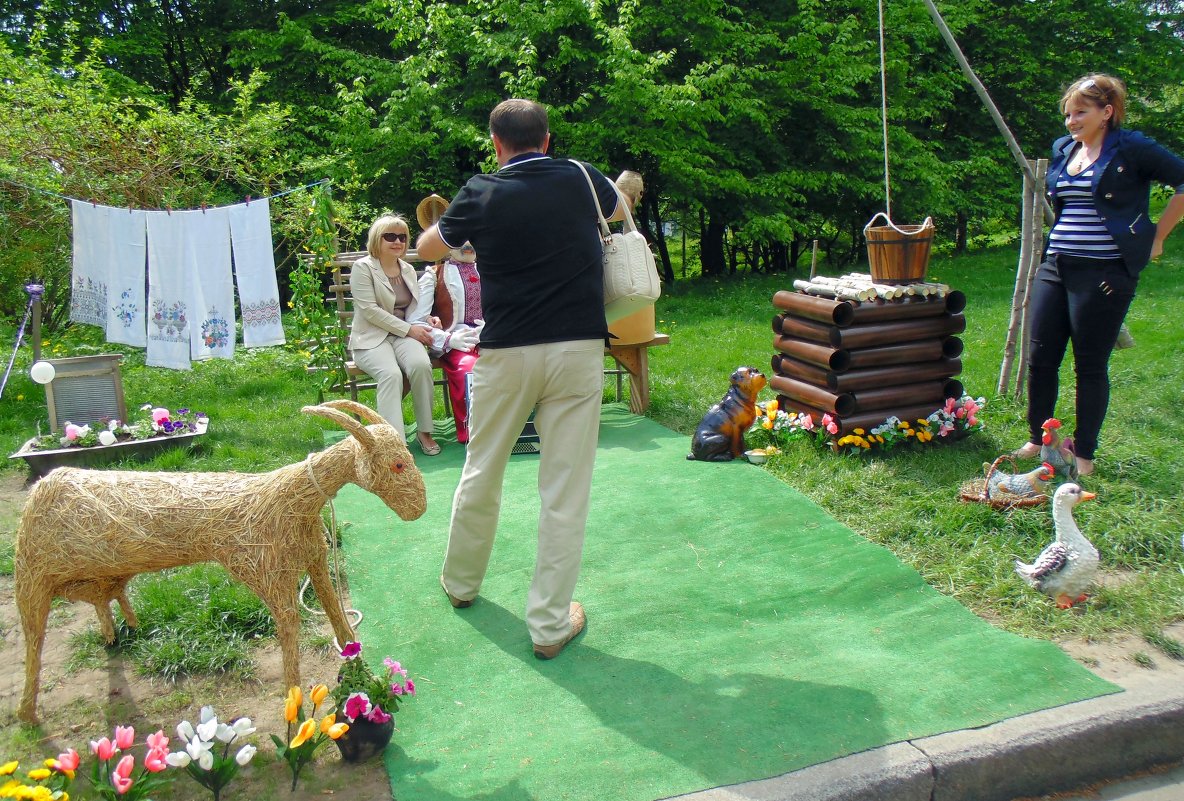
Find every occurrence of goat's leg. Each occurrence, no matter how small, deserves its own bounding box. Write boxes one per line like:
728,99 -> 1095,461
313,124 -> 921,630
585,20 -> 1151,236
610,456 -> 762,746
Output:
17,582 -> 52,723
94,600 -> 116,644
306,559 -> 355,649
116,587 -> 139,630
261,584 -> 304,692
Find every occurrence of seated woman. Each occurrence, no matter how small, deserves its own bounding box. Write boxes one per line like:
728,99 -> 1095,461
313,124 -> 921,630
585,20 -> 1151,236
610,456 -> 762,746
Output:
418,242 -> 483,443
348,214 -> 441,456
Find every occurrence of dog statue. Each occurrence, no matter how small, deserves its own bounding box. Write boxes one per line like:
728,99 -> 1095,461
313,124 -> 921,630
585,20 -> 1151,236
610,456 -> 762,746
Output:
687,366 -> 767,461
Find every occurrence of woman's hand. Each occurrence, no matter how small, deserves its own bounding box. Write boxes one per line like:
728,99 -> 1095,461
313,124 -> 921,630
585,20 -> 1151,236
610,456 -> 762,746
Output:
407,324 -> 434,346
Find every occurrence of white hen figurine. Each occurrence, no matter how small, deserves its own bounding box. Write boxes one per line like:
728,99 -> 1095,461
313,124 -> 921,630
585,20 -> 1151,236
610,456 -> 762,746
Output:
1015,483 -> 1099,609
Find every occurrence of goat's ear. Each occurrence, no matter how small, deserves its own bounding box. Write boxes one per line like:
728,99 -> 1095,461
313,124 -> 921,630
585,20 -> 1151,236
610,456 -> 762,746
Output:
302,405 -> 376,448
317,399 -> 388,427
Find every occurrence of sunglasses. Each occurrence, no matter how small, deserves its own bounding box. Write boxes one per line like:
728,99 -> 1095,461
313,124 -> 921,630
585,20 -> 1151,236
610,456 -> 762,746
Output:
381,232 -> 408,243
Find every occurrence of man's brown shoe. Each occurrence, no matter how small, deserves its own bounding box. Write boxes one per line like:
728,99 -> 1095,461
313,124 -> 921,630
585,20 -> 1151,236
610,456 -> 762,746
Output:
533,602 -> 586,660
440,576 -> 472,609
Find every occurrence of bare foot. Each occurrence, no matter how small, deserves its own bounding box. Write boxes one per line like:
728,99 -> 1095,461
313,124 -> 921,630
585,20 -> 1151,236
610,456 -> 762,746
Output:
1075,457 -> 1094,476
1011,442 -> 1040,458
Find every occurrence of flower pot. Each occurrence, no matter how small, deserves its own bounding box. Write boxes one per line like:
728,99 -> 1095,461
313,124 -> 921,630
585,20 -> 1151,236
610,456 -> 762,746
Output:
334,717 -> 394,763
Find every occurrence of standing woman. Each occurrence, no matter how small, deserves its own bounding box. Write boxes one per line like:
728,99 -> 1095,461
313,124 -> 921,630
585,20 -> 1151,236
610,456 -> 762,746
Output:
1015,74 -> 1184,475
348,214 -> 441,455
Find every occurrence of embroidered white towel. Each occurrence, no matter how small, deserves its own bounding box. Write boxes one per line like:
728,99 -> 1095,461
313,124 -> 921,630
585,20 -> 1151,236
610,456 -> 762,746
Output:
69,201 -> 110,328
185,207 -> 236,361
105,207 -> 149,347
145,211 -> 195,370
228,198 -> 285,347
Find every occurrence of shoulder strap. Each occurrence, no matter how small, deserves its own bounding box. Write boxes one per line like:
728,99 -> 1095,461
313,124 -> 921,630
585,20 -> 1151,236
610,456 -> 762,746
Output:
567,159 -> 640,238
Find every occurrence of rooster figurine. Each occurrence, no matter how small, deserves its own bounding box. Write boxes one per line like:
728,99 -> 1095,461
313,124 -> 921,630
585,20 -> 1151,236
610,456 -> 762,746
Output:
1040,418 -> 1078,481
1014,483 -> 1099,609
985,461 -> 1056,503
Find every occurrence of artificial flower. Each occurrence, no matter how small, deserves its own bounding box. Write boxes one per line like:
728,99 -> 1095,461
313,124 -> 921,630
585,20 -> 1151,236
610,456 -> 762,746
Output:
343,692 -> 372,722
289,719 -> 317,749
0,763 -> 16,777
309,684 -> 329,708
234,745 -> 256,766
284,687 -> 301,722
25,769 -> 50,781
326,723 -> 349,740
111,754 -> 134,794
54,749 -> 79,773
230,718 -> 256,738
143,750 -> 167,774
151,408 -> 170,425
366,707 -> 392,724
114,726 -> 135,751
340,641 -> 362,659
176,721 -> 194,744
319,714 -> 336,734
90,738 -> 116,761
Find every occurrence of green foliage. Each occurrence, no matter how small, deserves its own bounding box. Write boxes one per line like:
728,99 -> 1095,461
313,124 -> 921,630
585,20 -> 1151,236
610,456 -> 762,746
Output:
289,185 -> 350,391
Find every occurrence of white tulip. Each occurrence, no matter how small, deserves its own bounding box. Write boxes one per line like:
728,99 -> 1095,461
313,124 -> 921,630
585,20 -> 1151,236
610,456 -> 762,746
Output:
215,723 -> 236,743
200,705 -> 217,724
196,718 -> 218,743
177,720 -> 194,743
198,749 -> 213,771
98,431 -> 117,446
235,744 -> 256,766
231,718 -> 256,738
165,751 -> 191,768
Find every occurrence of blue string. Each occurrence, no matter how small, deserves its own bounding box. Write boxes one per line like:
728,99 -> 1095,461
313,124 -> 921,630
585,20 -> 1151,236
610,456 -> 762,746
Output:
0,176 -> 331,211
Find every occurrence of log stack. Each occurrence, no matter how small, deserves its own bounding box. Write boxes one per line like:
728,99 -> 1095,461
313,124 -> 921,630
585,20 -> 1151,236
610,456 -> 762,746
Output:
771,274 -> 967,435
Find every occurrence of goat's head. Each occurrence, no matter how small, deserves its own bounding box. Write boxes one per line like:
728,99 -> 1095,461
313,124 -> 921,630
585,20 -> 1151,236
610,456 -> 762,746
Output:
303,400 -> 427,521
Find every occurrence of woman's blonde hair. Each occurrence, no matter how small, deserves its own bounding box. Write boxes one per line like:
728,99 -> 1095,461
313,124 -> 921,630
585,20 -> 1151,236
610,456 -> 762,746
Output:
366,214 -> 410,259
1060,74 -> 1127,130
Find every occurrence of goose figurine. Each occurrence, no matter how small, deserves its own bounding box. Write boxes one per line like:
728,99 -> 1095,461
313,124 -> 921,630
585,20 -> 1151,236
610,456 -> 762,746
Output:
1039,418 -> 1078,481
1015,483 -> 1098,609
985,461 -> 1056,503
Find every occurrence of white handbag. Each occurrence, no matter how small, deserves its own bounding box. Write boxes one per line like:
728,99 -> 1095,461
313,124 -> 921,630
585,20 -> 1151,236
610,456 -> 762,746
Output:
569,160 -> 661,323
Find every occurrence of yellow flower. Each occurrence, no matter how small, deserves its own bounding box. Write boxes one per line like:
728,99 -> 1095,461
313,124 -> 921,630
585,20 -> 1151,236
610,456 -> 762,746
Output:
285,686 -> 302,722
761,419 -> 773,430
26,769 -> 50,781
853,428 -> 865,435
310,683 -> 329,709
290,718 -> 317,748
0,764 -> 16,777
15,395 -> 22,401
28,787 -> 52,801
766,399 -> 779,416
319,713 -> 336,734
41,761 -> 55,769
327,722 -> 349,740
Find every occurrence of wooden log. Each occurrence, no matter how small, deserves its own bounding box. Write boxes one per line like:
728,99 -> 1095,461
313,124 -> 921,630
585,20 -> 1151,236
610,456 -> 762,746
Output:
846,337 -> 962,368
771,353 -> 830,386
845,295 -> 948,324
773,313 -> 835,345
792,280 -> 870,302
773,290 -> 857,327
770,336 -> 852,372
831,314 -> 965,349
850,380 -> 949,414
826,358 -> 962,393
769,374 -> 856,416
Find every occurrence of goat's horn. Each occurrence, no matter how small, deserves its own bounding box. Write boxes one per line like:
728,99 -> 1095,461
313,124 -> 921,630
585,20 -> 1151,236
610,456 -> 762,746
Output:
317,399 -> 389,427
302,405 -> 376,448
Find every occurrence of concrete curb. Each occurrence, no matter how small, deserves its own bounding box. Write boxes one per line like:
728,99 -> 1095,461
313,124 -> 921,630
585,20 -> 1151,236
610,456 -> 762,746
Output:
674,683 -> 1184,801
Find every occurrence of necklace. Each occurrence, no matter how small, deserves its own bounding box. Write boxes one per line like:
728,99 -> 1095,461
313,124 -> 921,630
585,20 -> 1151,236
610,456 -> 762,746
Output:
1071,144 -> 1099,173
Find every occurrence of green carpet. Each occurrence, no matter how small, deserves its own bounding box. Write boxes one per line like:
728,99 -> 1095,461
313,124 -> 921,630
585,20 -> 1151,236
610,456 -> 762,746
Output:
333,405 -> 1117,801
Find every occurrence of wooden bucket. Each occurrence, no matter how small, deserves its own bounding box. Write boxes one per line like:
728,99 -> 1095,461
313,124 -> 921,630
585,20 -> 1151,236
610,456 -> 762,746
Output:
864,213 -> 934,285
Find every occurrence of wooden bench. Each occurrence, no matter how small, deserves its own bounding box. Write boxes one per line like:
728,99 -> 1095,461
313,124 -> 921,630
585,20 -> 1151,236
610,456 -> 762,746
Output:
309,250 -> 668,415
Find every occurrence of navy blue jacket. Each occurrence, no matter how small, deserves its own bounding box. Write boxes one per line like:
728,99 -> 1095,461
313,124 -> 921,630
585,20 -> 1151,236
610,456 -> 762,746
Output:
1046,127 -> 1184,275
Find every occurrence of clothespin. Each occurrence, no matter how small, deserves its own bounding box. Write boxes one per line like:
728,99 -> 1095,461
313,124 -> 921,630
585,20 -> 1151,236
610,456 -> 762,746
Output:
91,198 -> 97,208
166,205 -> 172,216
200,202 -> 207,214
245,195 -> 251,206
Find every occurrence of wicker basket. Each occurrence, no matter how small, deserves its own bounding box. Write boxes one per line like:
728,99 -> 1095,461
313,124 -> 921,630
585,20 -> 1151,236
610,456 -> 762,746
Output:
959,454 -> 1049,510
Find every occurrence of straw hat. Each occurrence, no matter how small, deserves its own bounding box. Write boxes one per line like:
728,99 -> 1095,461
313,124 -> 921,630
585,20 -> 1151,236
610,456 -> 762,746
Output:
416,194 -> 450,230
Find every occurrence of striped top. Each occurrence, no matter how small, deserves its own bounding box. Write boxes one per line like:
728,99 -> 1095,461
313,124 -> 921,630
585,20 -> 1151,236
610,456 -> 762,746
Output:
1048,166 -> 1121,259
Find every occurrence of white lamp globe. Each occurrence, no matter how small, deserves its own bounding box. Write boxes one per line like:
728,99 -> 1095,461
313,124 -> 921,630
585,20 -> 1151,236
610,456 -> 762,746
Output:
29,361 -> 56,385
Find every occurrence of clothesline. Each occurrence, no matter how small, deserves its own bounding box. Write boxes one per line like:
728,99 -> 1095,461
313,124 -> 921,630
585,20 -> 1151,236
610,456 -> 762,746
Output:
0,176 -> 331,211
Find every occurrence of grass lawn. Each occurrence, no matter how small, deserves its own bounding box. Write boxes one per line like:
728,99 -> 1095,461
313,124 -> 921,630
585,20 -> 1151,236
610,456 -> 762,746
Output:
1,242 -> 1182,660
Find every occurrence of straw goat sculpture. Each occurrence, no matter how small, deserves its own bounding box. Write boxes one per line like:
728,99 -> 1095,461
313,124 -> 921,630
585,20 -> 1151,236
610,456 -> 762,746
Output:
15,399 -> 426,723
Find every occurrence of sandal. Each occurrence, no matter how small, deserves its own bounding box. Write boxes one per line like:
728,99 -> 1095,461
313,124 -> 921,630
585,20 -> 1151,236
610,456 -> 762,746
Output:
418,436 -> 441,456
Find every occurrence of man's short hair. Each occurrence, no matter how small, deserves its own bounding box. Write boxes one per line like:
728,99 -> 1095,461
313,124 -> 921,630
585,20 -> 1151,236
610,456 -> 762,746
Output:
489,99 -> 549,152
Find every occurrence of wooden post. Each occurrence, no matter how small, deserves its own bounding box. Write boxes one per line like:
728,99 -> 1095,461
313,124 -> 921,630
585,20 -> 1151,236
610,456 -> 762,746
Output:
809,239 -> 820,279
1014,158 -> 1048,399
998,160 -> 1035,394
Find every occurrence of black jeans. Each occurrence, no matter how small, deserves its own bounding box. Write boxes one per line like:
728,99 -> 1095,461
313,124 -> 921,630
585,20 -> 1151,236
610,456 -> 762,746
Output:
1026,253 -> 1137,459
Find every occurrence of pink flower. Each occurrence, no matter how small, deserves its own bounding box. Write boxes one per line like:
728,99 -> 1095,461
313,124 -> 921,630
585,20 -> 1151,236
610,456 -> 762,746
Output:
146,730 -> 170,752
343,692 -> 372,721
800,415 -> 815,432
112,754 -> 135,794
391,682 -> 404,696
65,423 -> 83,440
151,407 -> 171,424
955,407 -> 967,419
944,397 -> 957,415
365,706 -> 392,724
55,748 -> 80,771
405,679 -> 416,696
91,737 -> 117,761
340,641 -> 362,659
383,658 -> 407,677
967,415 -> 978,427
114,726 -> 135,750
143,748 -> 168,773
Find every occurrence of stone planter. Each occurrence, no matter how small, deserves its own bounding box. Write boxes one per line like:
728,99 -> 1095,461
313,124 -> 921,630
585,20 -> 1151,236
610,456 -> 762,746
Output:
9,430 -> 205,478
